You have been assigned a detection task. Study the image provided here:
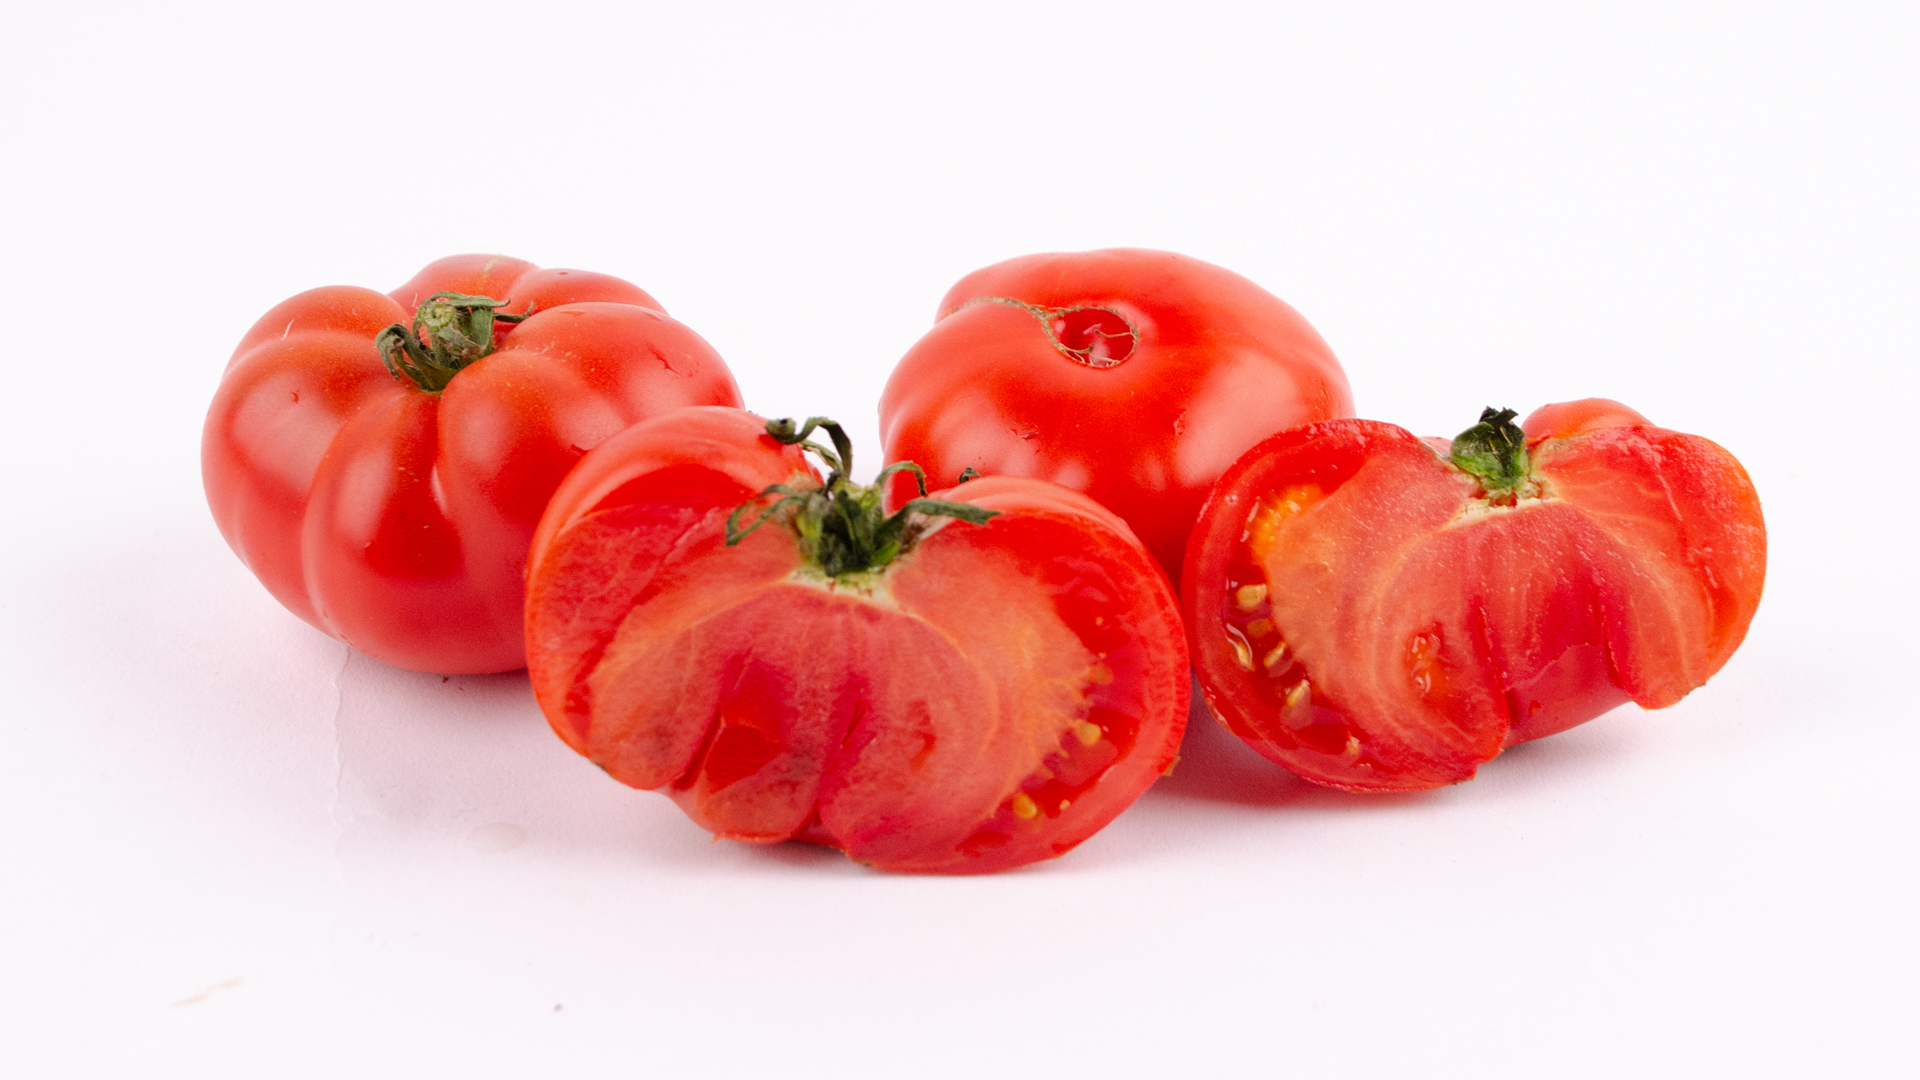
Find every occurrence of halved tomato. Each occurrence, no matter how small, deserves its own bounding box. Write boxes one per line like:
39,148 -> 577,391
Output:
525,408 -> 1189,872
1182,401 -> 1767,792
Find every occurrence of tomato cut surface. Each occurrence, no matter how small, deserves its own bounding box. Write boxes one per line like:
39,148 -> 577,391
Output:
1182,403 -> 1766,792
525,409 -> 1189,873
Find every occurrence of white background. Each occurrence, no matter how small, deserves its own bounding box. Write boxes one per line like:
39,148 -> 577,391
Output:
3,2 -> 1915,1076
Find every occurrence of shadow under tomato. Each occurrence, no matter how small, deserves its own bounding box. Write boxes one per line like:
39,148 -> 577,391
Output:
726,835 -> 864,873
1146,680 -> 1444,812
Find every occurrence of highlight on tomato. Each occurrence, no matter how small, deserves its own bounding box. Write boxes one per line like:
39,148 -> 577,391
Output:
1182,400 -> 1767,793
523,408 -> 1189,873
203,254 -> 741,674
879,248 -> 1355,584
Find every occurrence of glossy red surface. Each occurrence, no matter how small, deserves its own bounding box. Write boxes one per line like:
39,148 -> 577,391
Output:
203,255 -> 741,673
879,248 -> 1353,583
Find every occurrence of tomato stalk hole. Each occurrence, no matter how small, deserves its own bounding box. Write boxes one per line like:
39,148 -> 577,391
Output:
1048,307 -> 1136,368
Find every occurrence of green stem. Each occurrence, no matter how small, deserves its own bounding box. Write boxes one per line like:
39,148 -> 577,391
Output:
376,291 -> 530,393
1450,407 -> 1530,500
725,417 -> 998,577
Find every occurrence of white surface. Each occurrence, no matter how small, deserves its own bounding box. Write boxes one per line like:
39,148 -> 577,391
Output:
3,2 -> 1914,1076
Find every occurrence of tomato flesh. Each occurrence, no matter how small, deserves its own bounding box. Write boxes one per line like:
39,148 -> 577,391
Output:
1183,409 -> 1766,792
525,411 -> 1188,873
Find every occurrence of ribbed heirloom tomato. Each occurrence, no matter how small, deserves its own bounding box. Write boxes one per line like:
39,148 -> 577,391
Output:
880,248 -> 1354,582
524,409 -> 1189,873
1182,400 -> 1766,792
203,255 -> 741,673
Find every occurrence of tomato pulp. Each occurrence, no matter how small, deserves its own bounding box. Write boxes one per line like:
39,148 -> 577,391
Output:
203,254 -> 741,673
879,248 -> 1354,583
1182,401 -> 1767,792
525,409 -> 1190,873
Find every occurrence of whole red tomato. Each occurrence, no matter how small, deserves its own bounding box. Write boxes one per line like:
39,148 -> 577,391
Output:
879,248 -> 1354,581
203,254 -> 741,674
523,408 -> 1189,873
1182,400 -> 1766,792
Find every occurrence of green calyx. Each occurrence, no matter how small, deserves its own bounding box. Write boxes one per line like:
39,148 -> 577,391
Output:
376,292 -> 531,393
725,417 -> 999,578
1450,406 -> 1532,500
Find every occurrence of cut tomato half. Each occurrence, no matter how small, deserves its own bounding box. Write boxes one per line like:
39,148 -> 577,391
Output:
526,408 -> 1189,872
1182,402 -> 1767,792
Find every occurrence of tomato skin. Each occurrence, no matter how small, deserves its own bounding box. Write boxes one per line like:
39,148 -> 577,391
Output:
1182,403 -> 1766,792
1521,398 -> 1652,442
203,255 -> 741,674
524,408 -> 1190,873
878,249 -> 1354,583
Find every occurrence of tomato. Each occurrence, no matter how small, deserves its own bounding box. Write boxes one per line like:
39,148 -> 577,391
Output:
1181,400 -> 1767,792
878,248 -> 1354,582
524,408 -> 1189,873
203,254 -> 741,674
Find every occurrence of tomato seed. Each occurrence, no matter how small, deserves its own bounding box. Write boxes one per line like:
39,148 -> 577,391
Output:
1285,679 -> 1311,709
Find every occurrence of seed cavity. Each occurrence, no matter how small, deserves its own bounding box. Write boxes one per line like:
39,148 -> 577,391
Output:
1242,483 -> 1328,564
1408,630 -> 1444,697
